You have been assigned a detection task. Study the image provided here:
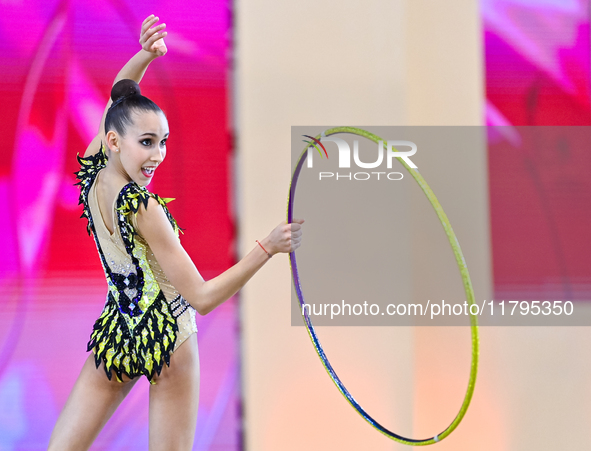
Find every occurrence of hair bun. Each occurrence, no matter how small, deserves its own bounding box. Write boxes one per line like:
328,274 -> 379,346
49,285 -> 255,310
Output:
111,79 -> 141,102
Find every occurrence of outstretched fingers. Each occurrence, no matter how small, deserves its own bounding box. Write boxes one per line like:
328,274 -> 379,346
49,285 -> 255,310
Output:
139,15 -> 167,50
140,15 -> 159,41
141,15 -> 158,32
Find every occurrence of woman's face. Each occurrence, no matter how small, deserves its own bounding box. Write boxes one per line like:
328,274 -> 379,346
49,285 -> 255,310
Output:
118,110 -> 169,187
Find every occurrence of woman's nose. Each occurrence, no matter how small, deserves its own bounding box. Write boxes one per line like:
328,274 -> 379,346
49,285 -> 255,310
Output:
151,148 -> 164,162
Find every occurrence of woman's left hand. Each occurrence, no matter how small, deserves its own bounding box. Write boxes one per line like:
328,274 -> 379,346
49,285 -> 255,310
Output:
140,15 -> 168,57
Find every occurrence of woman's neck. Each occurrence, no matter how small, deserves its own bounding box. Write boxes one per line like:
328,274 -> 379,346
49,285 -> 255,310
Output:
102,154 -> 133,190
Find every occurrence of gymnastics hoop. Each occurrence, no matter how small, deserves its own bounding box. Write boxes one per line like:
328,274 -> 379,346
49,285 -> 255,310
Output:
287,126 -> 479,445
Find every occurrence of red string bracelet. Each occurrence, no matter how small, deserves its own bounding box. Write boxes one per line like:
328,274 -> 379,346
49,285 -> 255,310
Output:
256,240 -> 272,258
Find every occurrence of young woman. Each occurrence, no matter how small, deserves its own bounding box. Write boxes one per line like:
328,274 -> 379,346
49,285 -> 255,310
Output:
48,15 -> 303,450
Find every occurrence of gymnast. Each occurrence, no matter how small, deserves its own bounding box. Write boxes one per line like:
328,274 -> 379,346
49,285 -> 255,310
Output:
48,14 -> 303,450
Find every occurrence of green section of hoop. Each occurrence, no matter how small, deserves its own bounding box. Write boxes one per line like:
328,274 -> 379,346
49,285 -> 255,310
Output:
288,126 -> 479,445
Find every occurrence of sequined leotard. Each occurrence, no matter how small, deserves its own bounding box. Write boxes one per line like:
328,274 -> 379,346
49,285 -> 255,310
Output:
75,145 -> 197,383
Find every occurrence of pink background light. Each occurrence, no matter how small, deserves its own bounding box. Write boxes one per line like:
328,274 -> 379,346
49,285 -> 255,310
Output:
0,1 -> 239,449
484,0 -> 591,299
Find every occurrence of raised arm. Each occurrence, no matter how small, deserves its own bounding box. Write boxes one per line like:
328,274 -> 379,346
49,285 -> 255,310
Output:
136,198 -> 304,315
83,15 -> 168,158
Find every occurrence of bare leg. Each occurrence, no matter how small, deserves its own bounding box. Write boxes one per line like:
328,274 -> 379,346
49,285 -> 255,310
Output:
48,354 -> 138,451
148,333 -> 200,451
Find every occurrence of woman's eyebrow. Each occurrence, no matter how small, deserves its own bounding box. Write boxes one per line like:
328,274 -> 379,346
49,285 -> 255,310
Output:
139,132 -> 170,137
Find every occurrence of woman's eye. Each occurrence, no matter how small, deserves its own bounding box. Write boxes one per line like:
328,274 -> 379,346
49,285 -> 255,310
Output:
160,140 -> 167,147
141,139 -> 152,146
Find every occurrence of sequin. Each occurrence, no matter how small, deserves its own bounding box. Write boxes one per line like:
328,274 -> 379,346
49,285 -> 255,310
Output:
75,144 -> 196,384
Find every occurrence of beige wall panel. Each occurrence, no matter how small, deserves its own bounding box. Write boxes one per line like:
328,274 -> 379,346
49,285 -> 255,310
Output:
236,0 -> 479,449
405,0 -> 484,126
236,1 -> 413,449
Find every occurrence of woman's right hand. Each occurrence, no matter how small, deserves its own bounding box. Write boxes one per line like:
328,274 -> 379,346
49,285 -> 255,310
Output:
263,219 -> 305,255
140,15 -> 168,57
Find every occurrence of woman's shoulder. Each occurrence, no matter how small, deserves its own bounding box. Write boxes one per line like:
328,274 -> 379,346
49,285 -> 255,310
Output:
118,183 -> 181,246
118,183 -> 177,224
75,142 -> 108,187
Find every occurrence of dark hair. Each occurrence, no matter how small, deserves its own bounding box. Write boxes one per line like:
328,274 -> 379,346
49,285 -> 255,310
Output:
105,79 -> 164,136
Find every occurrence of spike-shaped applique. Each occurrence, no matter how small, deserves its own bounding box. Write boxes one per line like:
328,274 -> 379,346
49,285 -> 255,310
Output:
114,184 -> 181,257
87,292 -> 178,382
116,184 -> 181,244
74,143 -> 108,235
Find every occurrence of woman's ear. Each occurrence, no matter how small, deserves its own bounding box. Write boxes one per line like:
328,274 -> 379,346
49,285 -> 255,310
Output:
106,130 -> 120,153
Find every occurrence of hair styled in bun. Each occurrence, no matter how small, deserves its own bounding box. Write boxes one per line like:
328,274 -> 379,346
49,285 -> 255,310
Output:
105,79 -> 164,136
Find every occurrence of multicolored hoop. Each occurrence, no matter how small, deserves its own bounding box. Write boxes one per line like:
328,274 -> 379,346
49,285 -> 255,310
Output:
287,126 -> 479,445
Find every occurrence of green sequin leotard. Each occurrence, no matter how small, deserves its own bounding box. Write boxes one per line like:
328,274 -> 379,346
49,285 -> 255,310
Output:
75,145 -> 197,384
